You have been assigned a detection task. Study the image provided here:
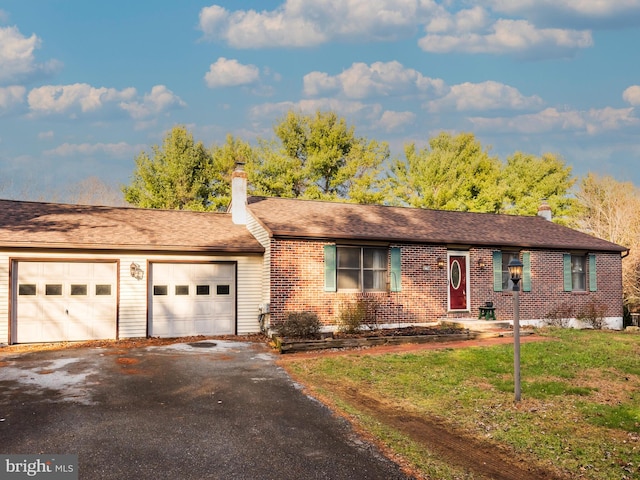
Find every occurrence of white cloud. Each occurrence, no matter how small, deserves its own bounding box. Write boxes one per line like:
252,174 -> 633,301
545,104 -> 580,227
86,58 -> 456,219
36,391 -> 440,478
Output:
249,97 -> 417,134
44,142 -> 145,158
469,106 -> 638,135
204,57 -> 260,88
488,0 -> 640,27
38,130 -> 54,140
375,110 -> 416,131
119,85 -> 186,120
623,85 -> 640,106
428,81 -> 543,112
250,98 -> 382,120
425,6 -> 489,34
0,85 -> 25,112
199,1 -> 439,48
304,61 -> 447,99
419,18 -> 592,57
28,83 -> 136,116
0,26 -> 61,84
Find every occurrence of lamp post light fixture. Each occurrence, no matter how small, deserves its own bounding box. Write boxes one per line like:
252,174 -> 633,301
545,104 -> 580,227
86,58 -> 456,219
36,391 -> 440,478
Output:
508,257 -> 524,402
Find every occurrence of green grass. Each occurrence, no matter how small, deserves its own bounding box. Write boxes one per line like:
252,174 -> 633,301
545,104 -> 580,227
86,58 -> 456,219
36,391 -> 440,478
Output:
283,329 -> 640,480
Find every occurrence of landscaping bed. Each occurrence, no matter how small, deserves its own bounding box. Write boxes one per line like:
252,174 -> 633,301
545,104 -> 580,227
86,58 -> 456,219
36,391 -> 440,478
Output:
274,326 -> 478,354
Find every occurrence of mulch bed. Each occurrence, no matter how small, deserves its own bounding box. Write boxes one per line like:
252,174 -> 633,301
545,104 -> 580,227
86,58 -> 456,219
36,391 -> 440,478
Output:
275,326 -> 481,354
333,325 -> 465,338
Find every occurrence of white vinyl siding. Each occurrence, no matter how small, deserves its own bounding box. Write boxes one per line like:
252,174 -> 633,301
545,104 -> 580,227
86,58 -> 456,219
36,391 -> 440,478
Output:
0,254 -> 10,344
247,212 -> 272,308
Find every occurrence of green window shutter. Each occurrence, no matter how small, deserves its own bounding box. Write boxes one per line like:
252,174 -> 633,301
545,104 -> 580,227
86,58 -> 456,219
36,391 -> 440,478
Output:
522,252 -> 531,292
563,254 -> 572,291
492,251 -> 502,292
390,247 -> 402,292
324,245 -> 337,292
589,254 -> 597,292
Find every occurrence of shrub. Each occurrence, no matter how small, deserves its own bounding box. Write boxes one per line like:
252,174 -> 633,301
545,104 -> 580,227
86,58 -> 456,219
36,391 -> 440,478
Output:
274,311 -> 322,339
544,302 -> 574,328
338,297 -> 381,333
576,300 -> 608,330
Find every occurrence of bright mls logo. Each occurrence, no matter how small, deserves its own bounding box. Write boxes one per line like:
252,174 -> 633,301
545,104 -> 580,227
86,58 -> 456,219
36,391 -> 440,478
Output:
1,455 -> 78,479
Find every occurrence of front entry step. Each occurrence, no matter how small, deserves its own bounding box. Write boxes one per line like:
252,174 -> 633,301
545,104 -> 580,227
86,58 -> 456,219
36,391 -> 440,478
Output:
439,319 -> 512,332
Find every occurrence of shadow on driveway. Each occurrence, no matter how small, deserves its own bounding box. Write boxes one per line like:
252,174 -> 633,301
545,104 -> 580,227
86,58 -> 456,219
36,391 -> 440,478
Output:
0,340 -> 411,480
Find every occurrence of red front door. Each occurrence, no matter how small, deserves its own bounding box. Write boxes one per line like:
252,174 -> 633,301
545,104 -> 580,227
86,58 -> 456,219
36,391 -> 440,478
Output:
449,255 -> 467,310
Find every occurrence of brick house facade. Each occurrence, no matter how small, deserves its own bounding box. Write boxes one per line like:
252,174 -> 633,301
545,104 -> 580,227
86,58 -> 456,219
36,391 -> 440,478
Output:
237,166 -> 628,330
265,239 -> 624,328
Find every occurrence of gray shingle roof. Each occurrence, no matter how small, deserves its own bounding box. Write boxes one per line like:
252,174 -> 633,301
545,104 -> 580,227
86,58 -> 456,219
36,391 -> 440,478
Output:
0,199 -> 264,253
247,196 -> 627,253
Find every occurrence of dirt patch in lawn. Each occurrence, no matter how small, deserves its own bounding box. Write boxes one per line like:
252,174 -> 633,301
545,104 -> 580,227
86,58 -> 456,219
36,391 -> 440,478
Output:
280,334 -> 567,480
337,386 -> 567,480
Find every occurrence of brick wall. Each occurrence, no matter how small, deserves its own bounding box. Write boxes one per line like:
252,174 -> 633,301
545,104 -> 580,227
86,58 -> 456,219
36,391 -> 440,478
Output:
269,238 -> 624,326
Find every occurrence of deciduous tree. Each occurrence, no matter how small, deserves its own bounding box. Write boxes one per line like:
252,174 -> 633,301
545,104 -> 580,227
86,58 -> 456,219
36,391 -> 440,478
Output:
571,173 -> 640,310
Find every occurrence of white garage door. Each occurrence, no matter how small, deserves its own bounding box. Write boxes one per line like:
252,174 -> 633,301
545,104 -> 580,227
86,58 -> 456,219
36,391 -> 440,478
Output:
13,261 -> 117,344
149,263 -> 236,337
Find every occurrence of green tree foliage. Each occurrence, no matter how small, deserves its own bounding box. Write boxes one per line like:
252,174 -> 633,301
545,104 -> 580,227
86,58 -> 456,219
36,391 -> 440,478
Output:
500,152 -> 575,219
123,126 -> 213,210
208,134 -> 255,211
250,111 -> 389,203
390,132 -> 503,212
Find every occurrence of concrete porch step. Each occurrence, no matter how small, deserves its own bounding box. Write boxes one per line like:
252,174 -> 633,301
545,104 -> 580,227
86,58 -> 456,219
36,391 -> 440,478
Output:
440,318 -> 512,332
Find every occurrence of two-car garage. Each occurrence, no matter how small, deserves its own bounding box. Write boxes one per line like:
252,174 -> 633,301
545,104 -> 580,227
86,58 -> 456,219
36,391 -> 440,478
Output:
0,199 -> 265,345
10,260 -> 238,344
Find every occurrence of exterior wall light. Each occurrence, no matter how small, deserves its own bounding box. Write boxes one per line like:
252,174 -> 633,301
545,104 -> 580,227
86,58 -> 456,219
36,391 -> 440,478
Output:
130,262 -> 144,280
436,257 -> 445,269
477,258 -> 486,269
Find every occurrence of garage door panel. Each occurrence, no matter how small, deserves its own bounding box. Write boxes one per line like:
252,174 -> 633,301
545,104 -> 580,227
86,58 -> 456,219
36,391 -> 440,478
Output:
150,263 -> 236,337
14,261 -> 117,344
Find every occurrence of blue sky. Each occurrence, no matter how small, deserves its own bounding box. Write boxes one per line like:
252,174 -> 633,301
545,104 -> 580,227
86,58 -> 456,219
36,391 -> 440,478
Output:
1,0 -> 640,201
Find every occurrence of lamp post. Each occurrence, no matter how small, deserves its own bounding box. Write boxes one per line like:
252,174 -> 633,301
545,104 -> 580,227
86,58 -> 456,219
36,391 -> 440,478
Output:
508,257 -> 524,402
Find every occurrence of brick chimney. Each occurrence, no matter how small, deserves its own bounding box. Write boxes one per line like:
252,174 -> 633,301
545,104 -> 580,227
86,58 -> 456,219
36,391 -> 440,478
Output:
231,162 -> 247,225
537,199 -> 552,221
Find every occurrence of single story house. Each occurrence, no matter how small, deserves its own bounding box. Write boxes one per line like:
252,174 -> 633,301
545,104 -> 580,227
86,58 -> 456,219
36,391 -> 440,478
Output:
0,166 -> 629,344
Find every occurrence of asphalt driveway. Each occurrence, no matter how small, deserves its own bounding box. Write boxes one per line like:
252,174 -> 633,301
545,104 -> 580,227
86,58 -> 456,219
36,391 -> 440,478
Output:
0,340 -> 411,480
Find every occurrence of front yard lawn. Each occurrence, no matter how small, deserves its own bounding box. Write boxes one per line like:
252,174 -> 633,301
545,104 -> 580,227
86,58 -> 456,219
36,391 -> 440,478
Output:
281,329 -> 640,480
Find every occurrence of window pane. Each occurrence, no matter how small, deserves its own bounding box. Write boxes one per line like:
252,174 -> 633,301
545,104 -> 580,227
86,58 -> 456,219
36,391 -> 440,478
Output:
338,270 -> 360,289
175,285 -> 189,296
96,284 -> 112,296
217,285 -> 230,295
338,248 -> 360,268
502,252 -> 519,290
196,285 -> 210,295
70,284 -> 87,296
363,248 -> 387,269
45,284 -> 62,296
19,284 -> 36,296
364,270 -> 386,290
153,285 -> 168,296
572,255 -> 586,291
